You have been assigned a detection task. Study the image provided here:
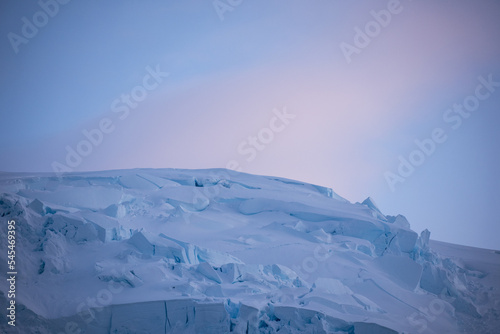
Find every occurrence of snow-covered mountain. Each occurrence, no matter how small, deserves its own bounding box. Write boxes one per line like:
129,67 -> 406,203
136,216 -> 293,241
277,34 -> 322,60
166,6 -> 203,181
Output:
0,168 -> 498,333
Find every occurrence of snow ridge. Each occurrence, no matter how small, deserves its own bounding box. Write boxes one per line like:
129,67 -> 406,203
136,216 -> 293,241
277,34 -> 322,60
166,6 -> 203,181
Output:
0,168 -> 498,333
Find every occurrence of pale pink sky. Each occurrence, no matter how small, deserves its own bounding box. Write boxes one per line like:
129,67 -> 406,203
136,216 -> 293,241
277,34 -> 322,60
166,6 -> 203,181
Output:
1,0 -> 499,249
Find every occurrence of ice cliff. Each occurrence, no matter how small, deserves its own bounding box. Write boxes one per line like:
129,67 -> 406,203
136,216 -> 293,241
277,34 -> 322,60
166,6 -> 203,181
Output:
0,168 -> 498,333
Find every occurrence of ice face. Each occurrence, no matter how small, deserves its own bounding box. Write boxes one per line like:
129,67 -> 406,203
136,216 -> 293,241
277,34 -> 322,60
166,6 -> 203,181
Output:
0,168 -> 498,333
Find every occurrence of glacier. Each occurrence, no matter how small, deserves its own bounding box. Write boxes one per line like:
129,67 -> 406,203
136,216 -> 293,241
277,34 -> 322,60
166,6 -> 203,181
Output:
0,168 -> 498,333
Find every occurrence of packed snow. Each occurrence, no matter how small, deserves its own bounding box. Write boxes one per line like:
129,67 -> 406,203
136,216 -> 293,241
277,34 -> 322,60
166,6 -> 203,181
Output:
0,168 -> 498,333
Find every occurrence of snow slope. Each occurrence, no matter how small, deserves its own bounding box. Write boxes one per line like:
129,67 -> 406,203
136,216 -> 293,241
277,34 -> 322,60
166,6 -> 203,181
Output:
0,168 -> 498,333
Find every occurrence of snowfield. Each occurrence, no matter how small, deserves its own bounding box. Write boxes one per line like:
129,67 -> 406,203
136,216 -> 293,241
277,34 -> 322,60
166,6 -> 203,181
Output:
0,168 -> 498,333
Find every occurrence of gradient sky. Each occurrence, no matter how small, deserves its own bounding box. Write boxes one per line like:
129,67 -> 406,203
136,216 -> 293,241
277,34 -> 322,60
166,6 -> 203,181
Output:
1,0 -> 499,250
